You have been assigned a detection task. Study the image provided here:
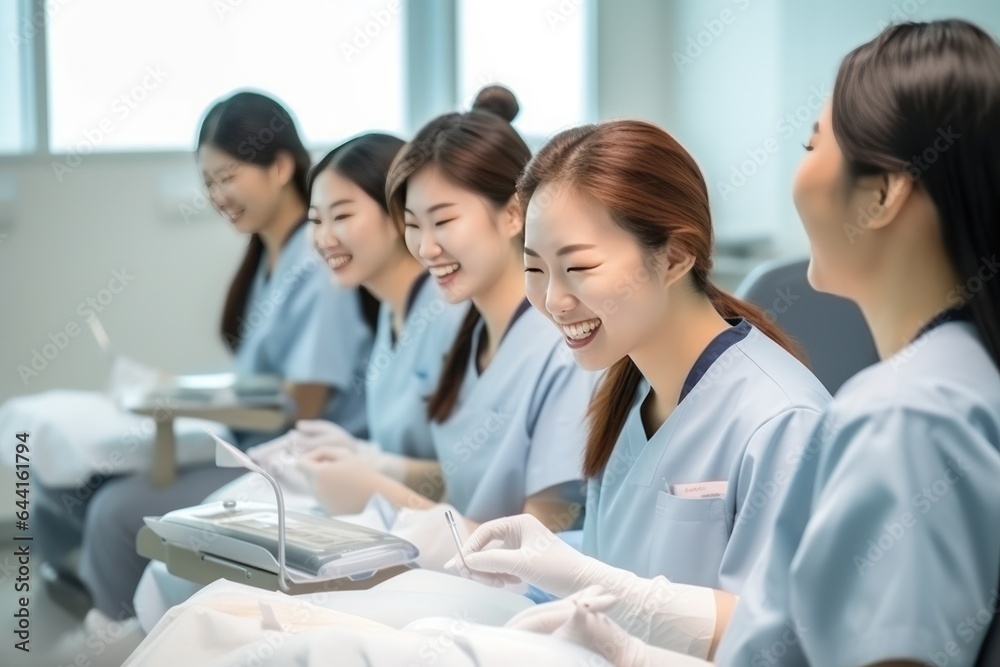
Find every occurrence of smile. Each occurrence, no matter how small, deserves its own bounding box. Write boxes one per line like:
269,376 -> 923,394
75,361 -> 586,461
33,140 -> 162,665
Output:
559,318 -> 602,341
429,263 -> 460,277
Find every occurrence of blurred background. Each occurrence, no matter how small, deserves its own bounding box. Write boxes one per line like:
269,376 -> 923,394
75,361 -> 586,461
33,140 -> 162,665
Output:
2,0 -> 1000,405
1,1 -> 1000,662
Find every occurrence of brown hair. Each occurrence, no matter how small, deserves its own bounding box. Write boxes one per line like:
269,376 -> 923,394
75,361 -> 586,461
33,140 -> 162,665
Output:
386,85 -> 531,421
517,120 -> 806,477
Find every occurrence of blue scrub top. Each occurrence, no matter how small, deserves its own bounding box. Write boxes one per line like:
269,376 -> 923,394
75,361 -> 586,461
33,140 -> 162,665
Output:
233,223 -> 373,442
583,319 -> 831,592
364,272 -> 468,459
431,301 -> 600,523
719,316 -> 1000,667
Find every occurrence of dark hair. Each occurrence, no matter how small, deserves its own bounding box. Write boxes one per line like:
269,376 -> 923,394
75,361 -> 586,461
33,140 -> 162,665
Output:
307,132 -> 408,333
386,85 -> 531,421
832,19 -> 1000,369
518,120 -> 807,478
197,91 -> 312,352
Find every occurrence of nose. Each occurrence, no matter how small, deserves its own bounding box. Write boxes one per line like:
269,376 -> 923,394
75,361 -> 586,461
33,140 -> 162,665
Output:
208,184 -> 229,212
313,220 -> 341,252
545,273 -> 577,317
417,229 -> 442,262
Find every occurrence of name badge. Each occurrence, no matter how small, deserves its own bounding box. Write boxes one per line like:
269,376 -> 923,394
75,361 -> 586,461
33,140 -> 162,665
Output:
668,480 -> 729,498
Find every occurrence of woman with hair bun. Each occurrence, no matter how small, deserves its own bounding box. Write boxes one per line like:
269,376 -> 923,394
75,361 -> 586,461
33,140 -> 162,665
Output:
299,86 -> 599,542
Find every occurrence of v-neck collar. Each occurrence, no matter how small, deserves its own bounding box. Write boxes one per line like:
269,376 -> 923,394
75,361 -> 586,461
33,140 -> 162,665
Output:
911,305 -> 972,344
390,271 -> 431,346
473,298 -> 532,376
623,318 -> 752,468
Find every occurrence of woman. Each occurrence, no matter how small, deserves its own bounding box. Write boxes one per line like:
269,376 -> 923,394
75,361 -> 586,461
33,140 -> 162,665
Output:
130,131 -> 470,633
447,115 -> 830,657
65,91 -> 375,628
296,86 -> 598,533
472,19 -> 1000,667
289,132 -> 468,494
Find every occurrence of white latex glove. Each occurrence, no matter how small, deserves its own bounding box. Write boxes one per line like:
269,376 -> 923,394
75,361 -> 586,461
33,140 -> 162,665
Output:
297,445 -> 410,515
444,513 -> 716,659
508,586 -> 713,667
245,431 -> 318,496
294,419 -> 407,481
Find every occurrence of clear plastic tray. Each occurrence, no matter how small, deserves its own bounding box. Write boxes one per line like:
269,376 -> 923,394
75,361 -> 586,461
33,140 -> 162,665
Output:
151,501 -> 419,580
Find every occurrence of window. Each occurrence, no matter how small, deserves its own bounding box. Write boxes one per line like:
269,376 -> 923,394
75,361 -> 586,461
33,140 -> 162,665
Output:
0,0 -> 28,154
46,0 -> 405,153
457,0 -> 593,139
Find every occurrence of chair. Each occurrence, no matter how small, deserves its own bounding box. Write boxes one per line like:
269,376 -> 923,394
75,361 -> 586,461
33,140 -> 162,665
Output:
736,256 -> 879,394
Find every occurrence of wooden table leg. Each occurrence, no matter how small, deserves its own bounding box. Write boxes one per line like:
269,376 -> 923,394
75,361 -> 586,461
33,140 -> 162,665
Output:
150,418 -> 176,488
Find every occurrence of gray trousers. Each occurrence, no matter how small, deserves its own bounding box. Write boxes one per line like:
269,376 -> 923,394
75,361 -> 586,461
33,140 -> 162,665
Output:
37,465 -> 245,619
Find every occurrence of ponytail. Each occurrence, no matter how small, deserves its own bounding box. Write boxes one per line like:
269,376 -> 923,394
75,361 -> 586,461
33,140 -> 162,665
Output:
703,282 -> 808,365
428,306 -> 483,422
583,357 -> 644,478
582,281 -> 808,478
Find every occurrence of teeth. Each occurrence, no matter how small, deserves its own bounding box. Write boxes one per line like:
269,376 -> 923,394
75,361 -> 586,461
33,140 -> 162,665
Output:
328,255 -> 352,269
429,263 -> 460,278
561,319 -> 602,340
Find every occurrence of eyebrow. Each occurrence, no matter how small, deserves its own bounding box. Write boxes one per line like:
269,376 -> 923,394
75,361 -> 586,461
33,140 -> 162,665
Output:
523,243 -> 597,258
404,202 -> 457,215
328,199 -> 354,209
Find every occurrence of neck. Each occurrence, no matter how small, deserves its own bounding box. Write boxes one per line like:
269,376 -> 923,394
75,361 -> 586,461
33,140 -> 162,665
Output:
258,191 -> 306,269
365,248 -> 426,318
630,291 -> 730,429
473,252 -> 526,357
855,245 -> 960,359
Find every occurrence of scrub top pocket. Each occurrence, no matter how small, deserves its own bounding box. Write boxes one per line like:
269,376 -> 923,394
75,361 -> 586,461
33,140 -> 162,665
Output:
648,489 -> 731,588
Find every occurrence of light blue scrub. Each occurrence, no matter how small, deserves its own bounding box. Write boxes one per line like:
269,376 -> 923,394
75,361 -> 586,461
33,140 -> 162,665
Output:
583,319 -> 831,592
364,272 -> 468,459
431,300 -> 600,523
719,313 -> 1000,667
233,222 -> 373,442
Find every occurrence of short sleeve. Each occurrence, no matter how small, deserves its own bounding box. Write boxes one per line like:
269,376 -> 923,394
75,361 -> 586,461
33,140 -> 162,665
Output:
791,407 -> 1000,667
524,355 -> 596,498
281,268 -> 372,390
718,406 -> 825,594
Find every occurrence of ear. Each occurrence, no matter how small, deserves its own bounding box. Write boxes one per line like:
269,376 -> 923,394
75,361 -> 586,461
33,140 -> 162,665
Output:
272,150 -> 296,188
498,194 -> 524,240
658,242 -> 697,289
854,171 -> 913,231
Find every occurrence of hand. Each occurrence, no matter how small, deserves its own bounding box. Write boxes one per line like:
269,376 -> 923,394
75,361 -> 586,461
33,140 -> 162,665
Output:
443,513 -> 600,597
294,420 -> 407,481
507,586 -> 712,667
445,516 -> 718,658
296,446 -> 396,514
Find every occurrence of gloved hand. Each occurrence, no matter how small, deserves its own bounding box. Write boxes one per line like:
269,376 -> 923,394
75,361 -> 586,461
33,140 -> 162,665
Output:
297,446 -> 408,515
245,432 -> 318,496
293,420 -> 407,481
507,586 -> 713,667
444,513 -> 717,659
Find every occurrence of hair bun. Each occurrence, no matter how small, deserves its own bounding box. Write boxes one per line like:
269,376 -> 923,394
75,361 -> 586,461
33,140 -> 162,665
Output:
471,85 -> 519,122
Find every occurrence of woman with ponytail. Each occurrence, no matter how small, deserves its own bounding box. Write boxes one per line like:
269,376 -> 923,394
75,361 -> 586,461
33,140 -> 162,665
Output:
455,19 -> 1000,667
39,91 -> 377,643
300,86 -> 598,542
446,118 -> 830,657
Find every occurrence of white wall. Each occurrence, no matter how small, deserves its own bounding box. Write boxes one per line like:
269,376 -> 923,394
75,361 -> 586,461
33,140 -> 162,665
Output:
3,0 -> 1000,404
